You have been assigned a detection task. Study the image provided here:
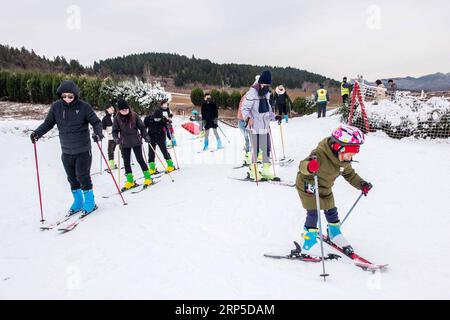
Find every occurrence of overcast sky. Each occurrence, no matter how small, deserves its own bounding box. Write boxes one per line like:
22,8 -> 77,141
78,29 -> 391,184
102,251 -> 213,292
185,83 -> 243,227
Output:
1,0 -> 449,81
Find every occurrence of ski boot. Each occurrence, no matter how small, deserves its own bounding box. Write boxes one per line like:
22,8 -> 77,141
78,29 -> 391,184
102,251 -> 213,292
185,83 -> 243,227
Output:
143,170 -> 153,187
148,162 -> 157,175
68,189 -> 84,215
261,163 -> 274,180
165,159 -> 175,173
244,151 -> 251,166
108,159 -> 117,170
217,138 -> 223,150
257,150 -> 263,163
247,163 -> 261,181
301,227 -> 318,252
81,189 -> 98,217
327,222 -> 354,255
203,139 -> 209,151
172,139 -> 177,147
284,114 -> 289,123
122,173 -> 137,191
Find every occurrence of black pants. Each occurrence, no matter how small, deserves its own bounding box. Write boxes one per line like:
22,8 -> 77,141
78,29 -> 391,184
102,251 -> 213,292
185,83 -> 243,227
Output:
107,140 -> 116,161
122,146 -> 148,174
342,94 -> 349,104
317,102 -> 327,118
277,104 -> 288,116
62,151 -> 93,191
148,139 -> 171,163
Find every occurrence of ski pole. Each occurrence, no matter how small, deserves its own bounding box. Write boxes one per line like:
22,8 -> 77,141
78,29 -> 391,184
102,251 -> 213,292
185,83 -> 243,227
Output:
96,141 -> 127,205
171,144 -> 180,170
33,142 -> 45,223
218,125 -> 230,144
313,174 -> 329,281
267,126 -> 277,178
341,193 -> 364,226
100,139 -> 103,175
148,142 -> 175,182
279,122 -> 286,160
117,146 -> 121,188
142,143 -> 148,165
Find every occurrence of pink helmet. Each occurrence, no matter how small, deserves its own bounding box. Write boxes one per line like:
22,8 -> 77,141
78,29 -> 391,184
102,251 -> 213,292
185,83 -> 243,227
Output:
331,124 -> 365,146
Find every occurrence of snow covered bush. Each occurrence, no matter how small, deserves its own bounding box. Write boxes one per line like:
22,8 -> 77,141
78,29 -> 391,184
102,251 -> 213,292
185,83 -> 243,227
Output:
336,97 -> 450,139
292,96 -> 316,116
102,78 -> 171,114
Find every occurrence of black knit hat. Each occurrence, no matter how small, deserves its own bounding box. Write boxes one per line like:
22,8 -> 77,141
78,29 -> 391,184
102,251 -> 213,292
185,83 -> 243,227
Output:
258,70 -> 272,85
117,99 -> 129,110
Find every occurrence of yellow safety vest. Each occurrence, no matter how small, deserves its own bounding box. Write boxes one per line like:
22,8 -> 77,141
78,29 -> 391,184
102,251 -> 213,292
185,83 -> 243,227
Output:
341,82 -> 350,96
317,89 -> 328,102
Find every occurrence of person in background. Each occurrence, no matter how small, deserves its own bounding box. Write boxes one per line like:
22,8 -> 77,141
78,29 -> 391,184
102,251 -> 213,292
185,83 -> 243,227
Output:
374,79 -> 387,103
201,93 -> 222,151
102,104 -> 117,170
314,83 -> 330,118
273,85 -> 293,123
341,77 -> 352,105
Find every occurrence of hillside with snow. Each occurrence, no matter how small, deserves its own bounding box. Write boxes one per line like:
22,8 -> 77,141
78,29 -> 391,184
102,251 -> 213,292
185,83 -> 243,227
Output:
1,113 -> 449,299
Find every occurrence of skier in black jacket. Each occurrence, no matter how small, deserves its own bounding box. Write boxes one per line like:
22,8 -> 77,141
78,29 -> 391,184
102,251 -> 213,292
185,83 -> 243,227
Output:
144,101 -> 175,174
112,99 -> 152,190
201,93 -> 222,151
273,85 -> 293,123
30,80 -> 103,216
102,105 -> 117,169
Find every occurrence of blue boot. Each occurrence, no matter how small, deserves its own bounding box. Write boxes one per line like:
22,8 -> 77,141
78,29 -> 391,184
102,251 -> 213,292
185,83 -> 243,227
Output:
82,189 -> 97,215
284,114 -> 289,123
327,222 -> 352,252
217,138 -> 223,149
302,227 -> 318,252
203,139 -> 209,151
69,189 -> 84,215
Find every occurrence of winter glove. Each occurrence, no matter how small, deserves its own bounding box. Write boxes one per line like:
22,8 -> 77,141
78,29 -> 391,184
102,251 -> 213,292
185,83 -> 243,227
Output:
92,133 -> 104,143
30,131 -> 40,144
307,157 -> 320,173
275,115 -> 282,121
144,136 -> 151,144
168,113 -> 174,118
361,181 -> 373,196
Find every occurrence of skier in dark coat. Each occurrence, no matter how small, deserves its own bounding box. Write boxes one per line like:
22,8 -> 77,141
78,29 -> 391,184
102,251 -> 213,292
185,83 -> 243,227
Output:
144,100 -> 175,174
102,104 -> 117,169
30,80 -> 103,216
112,99 -> 152,190
201,93 -> 222,151
273,85 -> 293,123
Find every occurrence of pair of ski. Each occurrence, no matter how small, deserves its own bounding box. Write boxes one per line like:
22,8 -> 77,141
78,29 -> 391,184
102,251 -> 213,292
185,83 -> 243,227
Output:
230,176 -> 295,187
101,178 -> 161,199
40,206 -> 98,233
265,237 -> 388,272
232,158 -> 294,170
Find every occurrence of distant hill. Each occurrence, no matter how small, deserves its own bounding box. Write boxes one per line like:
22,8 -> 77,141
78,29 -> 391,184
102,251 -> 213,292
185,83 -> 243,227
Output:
381,73 -> 450,91
0,44 -> 338,89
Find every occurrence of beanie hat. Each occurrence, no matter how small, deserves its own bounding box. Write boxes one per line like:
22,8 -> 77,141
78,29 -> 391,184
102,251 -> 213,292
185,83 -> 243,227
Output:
258,70 -> 272,85
117,99 -> 129,110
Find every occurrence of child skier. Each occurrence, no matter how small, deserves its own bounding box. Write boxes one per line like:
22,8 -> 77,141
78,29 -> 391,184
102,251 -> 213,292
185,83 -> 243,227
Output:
295,124 -> 373,255
102,104 -> 117,170
144,100 -> 176,174
112,99 -> 153,190
201,93 -> 222,151
160,99 -> 176,148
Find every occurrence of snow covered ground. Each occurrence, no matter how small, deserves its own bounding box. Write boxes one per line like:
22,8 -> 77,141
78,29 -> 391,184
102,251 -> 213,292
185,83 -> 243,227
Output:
1,113 -> 449,300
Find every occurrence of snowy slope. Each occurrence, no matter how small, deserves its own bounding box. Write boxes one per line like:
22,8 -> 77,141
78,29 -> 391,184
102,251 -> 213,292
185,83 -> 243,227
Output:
1,114 -> 449,299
